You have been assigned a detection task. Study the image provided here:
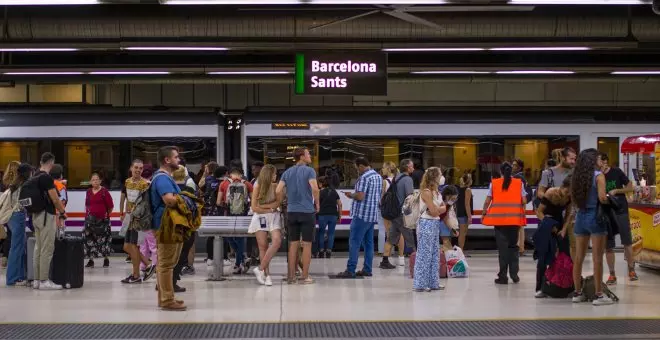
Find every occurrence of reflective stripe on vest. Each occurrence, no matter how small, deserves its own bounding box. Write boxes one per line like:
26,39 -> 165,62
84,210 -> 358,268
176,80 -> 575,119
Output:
482,178 -> 526,227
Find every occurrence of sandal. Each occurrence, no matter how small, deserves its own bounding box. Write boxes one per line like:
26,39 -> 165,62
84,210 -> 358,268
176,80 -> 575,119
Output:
300,276 -> 315,285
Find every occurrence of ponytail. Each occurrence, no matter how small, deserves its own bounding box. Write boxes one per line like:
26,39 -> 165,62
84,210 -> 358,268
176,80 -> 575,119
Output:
500,162 -> 513,191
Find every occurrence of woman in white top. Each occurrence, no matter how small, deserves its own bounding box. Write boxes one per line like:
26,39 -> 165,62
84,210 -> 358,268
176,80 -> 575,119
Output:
249,164 -> 282,286
413,167 -> 448,292
381,161 -> 405,264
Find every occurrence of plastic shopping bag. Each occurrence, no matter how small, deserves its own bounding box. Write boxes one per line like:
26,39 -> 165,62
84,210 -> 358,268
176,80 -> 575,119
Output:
119,213 -> 130,238
445,246 -> 469,278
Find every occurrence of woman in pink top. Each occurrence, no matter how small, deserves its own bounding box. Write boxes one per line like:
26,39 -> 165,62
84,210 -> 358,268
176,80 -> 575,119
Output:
84,173 -> 114,268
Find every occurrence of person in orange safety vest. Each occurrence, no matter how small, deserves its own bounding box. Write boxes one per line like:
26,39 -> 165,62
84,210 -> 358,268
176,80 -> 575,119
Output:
482,162 -> 527,285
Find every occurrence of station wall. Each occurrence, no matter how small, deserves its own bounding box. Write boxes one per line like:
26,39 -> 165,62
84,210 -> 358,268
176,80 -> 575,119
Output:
1,80 -> 660,108
94,80 -> 660,108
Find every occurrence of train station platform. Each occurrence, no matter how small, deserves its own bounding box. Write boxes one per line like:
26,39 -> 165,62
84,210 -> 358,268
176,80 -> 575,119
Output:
1,254 -> 659,339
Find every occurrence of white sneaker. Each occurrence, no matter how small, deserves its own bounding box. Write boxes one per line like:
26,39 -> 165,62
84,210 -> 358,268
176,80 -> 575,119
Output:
39,280 -> 63,290
264,276 -> 273,286
397,256 -> 405,267
572,292 -> 587,303
32,280 -> 40,289
535,291 -> 548,298
593,294 -> 614,306
253,267 -> 265,285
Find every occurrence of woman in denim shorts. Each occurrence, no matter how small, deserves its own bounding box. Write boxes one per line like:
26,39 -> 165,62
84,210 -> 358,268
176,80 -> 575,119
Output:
570,149 -> 612,306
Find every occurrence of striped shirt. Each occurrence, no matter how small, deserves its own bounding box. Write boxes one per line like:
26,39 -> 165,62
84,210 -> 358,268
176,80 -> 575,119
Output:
350,169 -> 383,223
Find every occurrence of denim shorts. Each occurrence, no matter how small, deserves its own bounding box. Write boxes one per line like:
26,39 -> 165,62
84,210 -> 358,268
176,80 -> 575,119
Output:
438,221 -> 451,238
574,208 -> 607,236
457,216 -> 469,225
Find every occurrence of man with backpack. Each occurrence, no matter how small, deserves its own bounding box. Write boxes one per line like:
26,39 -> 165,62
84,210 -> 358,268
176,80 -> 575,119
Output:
19,152 -> 67,290
203,164 -> 228,262
218,167 -> 253,274
380,159 -> 416,269
149,146 -> 185,311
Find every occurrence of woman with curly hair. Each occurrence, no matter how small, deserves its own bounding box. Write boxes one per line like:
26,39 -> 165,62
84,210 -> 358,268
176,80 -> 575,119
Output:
571,148 -> 612,306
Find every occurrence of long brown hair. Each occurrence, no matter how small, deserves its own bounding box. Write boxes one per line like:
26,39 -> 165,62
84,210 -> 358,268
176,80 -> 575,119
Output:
256,164 -> 277,204
571,149 -> 598,209
2,161 -> 20,189
420,167 -> 442,192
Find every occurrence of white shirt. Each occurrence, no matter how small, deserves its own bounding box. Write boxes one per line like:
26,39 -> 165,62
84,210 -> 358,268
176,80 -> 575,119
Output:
421,190 -> 444,220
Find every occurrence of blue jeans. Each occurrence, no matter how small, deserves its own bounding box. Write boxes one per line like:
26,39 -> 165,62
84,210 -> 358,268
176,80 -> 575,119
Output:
228,237 -> 245,266
6,211 -> 26,285
346,216 -> 375,275
317,215 -> 338,252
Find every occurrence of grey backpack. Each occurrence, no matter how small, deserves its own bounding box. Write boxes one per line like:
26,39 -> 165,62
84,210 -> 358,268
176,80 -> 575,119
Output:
582,276 -> 619,302
130,173 -> 166,231
226,180 -> 248,216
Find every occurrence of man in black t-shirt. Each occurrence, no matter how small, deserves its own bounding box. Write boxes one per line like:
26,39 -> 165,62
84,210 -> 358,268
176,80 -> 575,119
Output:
28,152 -> 68,290
598,152 -> 637,284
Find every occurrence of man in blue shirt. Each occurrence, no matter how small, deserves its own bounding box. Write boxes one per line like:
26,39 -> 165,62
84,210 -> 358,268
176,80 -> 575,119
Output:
150,146 -> 184,311
337,157 -> 382,278
276,147 -> 319,284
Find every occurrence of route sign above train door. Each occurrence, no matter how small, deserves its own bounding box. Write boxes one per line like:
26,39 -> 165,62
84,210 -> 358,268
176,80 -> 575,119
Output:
295,52 -> 388,96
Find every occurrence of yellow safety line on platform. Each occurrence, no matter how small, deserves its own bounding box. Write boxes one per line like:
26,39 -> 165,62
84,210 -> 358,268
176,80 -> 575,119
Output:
2,316 -> 660,325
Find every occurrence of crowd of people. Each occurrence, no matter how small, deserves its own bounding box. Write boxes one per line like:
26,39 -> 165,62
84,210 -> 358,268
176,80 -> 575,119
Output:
0,143 -> 637,310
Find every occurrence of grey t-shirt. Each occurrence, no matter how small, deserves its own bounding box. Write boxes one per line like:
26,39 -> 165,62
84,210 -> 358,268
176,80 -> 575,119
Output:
280,165 -> 316,213
394,173 -> 414,206
539,166 -> 573,190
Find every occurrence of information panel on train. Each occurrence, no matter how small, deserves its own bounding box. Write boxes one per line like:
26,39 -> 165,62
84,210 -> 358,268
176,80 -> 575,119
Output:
294,52 -> 388,96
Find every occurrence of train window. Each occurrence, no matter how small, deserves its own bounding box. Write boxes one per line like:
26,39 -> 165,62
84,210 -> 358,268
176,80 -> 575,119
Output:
64,141 -> 126,189
0,138 -> 216,190
0,142 -> 38,175
598,137 -> 620,168
247,136 -> 579,189
132,138 -> 216,182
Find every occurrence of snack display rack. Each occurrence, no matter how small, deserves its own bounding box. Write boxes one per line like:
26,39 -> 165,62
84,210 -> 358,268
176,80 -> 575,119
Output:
621,134 -> 660,269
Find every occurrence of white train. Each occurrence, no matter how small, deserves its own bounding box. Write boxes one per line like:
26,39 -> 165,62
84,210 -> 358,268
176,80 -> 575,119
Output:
1,106 -> 657,243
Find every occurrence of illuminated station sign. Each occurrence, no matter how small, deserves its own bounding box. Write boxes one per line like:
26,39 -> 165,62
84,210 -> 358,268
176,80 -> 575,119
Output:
294,52 -> 388,96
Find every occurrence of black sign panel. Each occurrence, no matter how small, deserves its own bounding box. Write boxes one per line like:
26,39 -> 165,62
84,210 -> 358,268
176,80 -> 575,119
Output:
295,52 -> 387,96
271,122 -> 310,130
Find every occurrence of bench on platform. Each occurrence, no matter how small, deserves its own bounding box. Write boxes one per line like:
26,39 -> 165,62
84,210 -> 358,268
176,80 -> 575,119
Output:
198,216 -> 253,281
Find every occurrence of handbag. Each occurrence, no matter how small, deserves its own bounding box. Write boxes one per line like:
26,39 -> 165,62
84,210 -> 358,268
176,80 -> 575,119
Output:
596,202 -> 611,231
119,213 -> 131,238
85,214 -> 109,235
443,204 -> 459,231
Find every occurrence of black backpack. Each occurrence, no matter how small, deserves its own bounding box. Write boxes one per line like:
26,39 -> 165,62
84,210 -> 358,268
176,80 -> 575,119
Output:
18,172 -> 49,214
381,175 -> 404,220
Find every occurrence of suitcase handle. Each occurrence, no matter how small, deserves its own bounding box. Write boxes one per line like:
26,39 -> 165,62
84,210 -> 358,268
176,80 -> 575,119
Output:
56,228 -> 66,240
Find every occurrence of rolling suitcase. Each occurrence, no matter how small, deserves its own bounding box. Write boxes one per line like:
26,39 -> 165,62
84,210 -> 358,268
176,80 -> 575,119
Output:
27,237 -> 35,281
50,230 -> 84,289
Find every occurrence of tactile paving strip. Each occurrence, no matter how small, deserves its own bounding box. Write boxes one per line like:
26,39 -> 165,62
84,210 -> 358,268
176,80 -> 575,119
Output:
1,319 -> 659,339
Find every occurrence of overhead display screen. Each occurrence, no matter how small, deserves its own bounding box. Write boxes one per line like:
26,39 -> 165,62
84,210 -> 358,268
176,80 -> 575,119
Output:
295,52 -> 388,96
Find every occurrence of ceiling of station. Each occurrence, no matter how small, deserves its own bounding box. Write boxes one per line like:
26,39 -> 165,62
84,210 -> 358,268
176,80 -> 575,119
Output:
0,4 -> 659,82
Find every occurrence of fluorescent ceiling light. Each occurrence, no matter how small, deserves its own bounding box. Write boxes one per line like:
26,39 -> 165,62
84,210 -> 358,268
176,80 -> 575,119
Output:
611,71 -> 660,75
165,0 -> 650,4
384,48 -> 485,52
510,0 -> 647,4
123,47 -> 229,51
0,48 -> 79,52
489,47 -> 591,51
411,71 -> 491,74
3,71 -> 83,75
496,70 -> 575,74
0,0 -> 98,4
207,71 -> 291,75
88,71 -> 171,75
